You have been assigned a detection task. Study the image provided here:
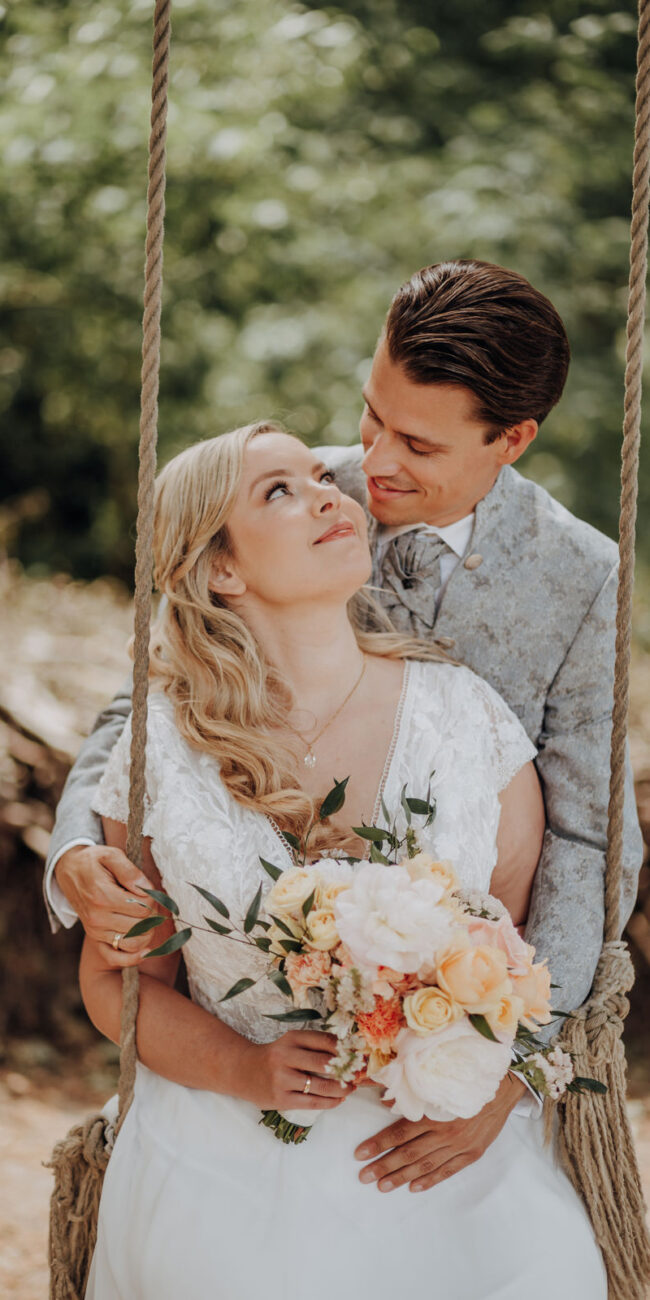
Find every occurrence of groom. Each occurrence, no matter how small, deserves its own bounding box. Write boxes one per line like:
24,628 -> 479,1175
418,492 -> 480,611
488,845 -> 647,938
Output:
44,259 -> 642,1194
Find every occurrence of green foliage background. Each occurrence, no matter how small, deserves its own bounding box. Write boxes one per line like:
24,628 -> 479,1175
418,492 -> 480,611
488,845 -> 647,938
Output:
1,0 -> 648,583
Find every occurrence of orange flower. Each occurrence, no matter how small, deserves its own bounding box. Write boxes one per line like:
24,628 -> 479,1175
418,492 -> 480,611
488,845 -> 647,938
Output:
357,995 -> 406,1052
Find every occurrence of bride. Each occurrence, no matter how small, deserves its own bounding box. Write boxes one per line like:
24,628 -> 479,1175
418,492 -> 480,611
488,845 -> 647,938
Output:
81,421 -> 606,1299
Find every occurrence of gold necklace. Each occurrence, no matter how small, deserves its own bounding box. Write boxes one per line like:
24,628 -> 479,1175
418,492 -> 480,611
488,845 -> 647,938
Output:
286,656 -> 367,768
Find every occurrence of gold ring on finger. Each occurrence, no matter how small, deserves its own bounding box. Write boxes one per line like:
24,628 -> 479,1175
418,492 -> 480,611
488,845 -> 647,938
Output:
112,932 -> 123,951
302,1076 -> 312,1095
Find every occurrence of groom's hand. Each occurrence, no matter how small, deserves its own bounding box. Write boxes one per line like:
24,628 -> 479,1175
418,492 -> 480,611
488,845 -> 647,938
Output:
354,1073 -> 527,1193
55,845 -> 155,965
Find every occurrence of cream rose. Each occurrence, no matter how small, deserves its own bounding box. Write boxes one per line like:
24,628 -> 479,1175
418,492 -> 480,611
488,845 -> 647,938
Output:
266,867 -> 315,919
436,942 -> 512,1014
313,858 -> 354,909
305,907 -> 340,951
404,986 -> 463,1035
373,1021 -> 512,1121
403,855 -> 458,893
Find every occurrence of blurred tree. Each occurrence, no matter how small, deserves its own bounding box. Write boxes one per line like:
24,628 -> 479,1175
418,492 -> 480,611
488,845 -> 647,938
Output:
0,0 -> 646,581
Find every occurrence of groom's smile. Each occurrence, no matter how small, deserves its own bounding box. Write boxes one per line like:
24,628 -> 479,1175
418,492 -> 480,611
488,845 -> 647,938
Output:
359,339 -> 537,529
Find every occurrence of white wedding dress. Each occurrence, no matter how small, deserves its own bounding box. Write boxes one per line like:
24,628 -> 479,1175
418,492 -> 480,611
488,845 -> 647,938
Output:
86,659 -> 606,1299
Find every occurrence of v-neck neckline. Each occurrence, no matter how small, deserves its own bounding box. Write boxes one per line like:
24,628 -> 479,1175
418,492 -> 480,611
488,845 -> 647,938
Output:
264,658 -> 414,868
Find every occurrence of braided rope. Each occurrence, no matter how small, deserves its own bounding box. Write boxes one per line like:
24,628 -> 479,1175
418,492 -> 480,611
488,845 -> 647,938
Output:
117,0 -> 171,1130
605,0 -> 650,942
550,6 -> 650,1292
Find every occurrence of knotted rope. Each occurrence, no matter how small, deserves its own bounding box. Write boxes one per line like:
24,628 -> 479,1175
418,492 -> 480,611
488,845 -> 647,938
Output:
549,1 -> 650,1293
47,5 -> 170,1294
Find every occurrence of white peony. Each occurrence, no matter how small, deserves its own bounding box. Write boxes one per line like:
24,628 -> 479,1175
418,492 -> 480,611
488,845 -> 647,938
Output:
333,862 -> 456,973
372,1020 -> 512,1122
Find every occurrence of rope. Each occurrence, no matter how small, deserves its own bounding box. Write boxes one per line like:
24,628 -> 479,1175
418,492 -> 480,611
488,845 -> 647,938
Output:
605,0 -> 650,943
117,0 -> 171,1132
550,3 -> 650,1293
48,12 -> 170,1292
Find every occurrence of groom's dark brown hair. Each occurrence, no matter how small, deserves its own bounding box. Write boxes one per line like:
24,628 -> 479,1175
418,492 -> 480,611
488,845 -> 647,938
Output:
384,260 -> 570,443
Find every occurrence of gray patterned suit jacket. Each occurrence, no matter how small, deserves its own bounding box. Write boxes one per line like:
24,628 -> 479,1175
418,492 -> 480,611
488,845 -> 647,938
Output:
46,448 -> 642,1033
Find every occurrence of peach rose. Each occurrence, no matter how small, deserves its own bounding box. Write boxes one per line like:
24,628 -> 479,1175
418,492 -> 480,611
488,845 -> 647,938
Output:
484,993 -> 525,1043
284,949 -> 332,1006
305,908 -> 339,951
371,966 -> 419,999
511,962 -> 553,1027
466,916 -> 536,978
436,942 -> 512,1014
404,986 -> 463,1035
403,855 -> 458,894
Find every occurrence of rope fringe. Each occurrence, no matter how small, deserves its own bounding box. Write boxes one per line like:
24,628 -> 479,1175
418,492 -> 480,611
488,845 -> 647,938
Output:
549,943 -> 650,1298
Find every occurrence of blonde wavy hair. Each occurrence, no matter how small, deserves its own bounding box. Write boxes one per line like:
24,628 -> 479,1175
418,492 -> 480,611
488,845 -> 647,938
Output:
149,421 -> 450,850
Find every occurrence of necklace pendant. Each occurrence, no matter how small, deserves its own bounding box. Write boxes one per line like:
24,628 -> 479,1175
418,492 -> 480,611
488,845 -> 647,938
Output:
304,751 -> 317,769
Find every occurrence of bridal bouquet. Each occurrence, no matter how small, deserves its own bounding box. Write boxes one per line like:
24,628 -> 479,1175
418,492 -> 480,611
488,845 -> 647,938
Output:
132,777 -> 604,1143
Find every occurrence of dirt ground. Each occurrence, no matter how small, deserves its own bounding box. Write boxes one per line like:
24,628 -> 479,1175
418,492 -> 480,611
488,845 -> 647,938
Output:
2,1069 -> 650,1300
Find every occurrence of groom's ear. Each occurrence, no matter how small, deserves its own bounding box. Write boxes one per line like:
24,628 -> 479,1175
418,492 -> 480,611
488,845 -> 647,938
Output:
208,560 -> 247,598
496,418 -> 538,466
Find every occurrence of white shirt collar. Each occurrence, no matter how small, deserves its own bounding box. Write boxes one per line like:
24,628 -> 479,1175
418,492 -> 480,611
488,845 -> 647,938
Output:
376,513 -> 475,560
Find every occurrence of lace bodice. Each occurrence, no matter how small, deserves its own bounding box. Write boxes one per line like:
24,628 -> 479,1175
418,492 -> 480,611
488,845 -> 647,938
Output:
93,660 -> 535,1045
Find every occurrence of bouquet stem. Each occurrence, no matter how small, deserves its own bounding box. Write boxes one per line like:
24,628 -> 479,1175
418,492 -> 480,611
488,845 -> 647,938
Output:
259,1110 -> 312,1144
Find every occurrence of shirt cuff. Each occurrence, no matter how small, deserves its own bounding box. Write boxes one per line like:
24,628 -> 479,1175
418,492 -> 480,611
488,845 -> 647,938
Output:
45,838 -> 98,931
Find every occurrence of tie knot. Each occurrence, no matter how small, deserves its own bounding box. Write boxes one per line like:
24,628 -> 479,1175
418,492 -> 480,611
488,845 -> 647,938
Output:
389,530 -> 448,588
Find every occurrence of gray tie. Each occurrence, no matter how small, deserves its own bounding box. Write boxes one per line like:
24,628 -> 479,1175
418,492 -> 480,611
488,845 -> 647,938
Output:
373,531 -> 448,635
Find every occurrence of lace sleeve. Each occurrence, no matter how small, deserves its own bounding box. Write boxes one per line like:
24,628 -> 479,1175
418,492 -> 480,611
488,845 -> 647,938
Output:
461,668 -> 537,792
91,712 -> 155,835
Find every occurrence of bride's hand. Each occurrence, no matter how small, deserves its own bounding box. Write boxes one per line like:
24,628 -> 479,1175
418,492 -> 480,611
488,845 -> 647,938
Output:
230,1030 -> 351,1112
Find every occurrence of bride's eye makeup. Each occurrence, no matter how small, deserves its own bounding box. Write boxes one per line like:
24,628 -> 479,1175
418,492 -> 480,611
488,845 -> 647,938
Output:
264,469 -> 336,501
264,479 -> 290,501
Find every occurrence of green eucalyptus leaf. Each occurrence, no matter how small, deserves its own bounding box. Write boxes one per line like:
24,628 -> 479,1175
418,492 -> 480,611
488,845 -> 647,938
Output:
400,783 -> 412,826
351,825 -> 386,843
405,797 -> 433,816
279,938 -> 303,953
123,914 -> 166,939
189,883 -> 230,919
264,1008 -> 322,1022
143,887 -> 179,917
219,977 -> 256,1003
255,935 -> 272,952
268,968 -> 294,997
302,889 -> 316,918
469,1013 -> 499,1042
145,927 -> 192,958
369,842 -> 390,865
259,857 -> 283,882
270,915 -> 298,938
281,831 -> 302,853
204,917 -> 231,936
244,883 -> 264,934
319,776 -> 349,820
571,1077 -> 608,1094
